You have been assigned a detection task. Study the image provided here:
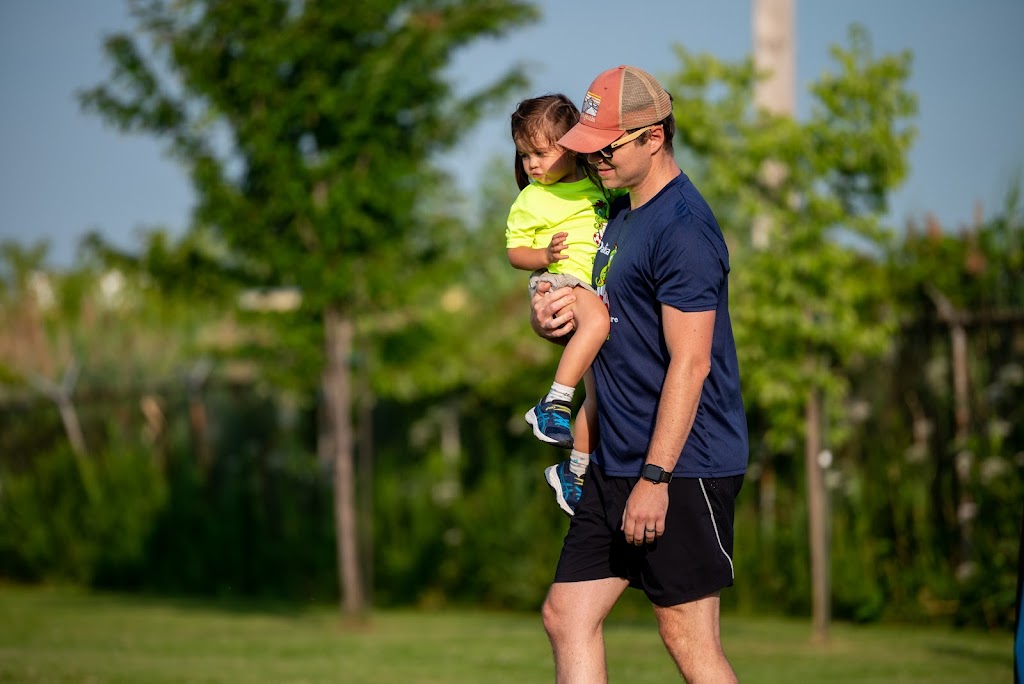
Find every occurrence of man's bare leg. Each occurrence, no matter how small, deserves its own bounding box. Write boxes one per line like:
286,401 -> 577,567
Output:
542,577 -> 629,684
652,592 -> 738,683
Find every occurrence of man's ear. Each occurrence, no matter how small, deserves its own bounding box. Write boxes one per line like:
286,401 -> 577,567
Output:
647,125 -> 666,155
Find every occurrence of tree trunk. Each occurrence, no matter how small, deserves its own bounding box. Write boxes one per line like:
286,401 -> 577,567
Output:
759,453 -> 776,543
438,401 -> 462,495
950,318 -> 975,581
805,384 -> 829,643
32,360 -> 97,501
56,394 -> 88,459
39,360 -> 89,458
753,0 -> 796,112
357,349 -> 375,607
927,288 -> 975,581
186,359 -> 213,474
751,0 -> 796,248
323,306 -> 364,616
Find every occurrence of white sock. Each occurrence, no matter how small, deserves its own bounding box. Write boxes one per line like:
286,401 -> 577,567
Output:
568,450 -> 590,476
545,382 -> 574,404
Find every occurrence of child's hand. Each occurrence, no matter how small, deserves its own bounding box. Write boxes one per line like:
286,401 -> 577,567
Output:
546,232 -> 569,265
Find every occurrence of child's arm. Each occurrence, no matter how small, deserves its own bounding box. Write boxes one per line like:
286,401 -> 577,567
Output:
507,232 -> 569,271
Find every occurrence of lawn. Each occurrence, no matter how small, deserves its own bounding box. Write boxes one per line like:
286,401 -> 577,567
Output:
0,585 -> 1012,683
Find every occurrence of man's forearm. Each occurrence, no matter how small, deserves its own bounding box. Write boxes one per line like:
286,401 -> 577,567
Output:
644,357 -> 706,472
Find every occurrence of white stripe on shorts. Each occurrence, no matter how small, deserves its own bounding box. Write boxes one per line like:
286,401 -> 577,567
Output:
699,478 -> 735,579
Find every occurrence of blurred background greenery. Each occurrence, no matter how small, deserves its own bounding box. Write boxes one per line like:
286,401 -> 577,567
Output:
0,0 -> 1021,643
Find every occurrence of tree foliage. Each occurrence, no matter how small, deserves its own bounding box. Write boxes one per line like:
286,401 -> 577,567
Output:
664,25 -> 918,453
79,0 -> 537,353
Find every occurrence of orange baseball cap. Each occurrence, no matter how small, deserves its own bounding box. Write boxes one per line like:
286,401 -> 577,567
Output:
558,65 -> 673,154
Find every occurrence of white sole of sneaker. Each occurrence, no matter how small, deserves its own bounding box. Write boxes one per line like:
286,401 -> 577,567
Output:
544,464 -> 574,517
524,407 -> 573,449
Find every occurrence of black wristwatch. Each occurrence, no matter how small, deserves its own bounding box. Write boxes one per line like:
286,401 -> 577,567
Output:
641,463 -> 673,484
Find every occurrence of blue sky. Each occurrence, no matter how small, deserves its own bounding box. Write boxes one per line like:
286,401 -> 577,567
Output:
2,1 -> 1022,267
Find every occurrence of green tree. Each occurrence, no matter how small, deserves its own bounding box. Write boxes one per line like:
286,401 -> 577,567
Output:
662,26 -> 917,637
80,0 -> 537,616
665,25 -> 916,450
878,195 -> 1024,627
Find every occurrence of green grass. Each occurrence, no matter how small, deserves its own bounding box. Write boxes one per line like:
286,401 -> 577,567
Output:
0,585 -> 1012,683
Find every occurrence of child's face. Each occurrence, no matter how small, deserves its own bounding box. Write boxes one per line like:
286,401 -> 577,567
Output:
517,136 -> 576,185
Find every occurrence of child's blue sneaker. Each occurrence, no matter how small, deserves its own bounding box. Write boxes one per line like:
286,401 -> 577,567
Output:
525,399 -> 574,450
545,461 -> 584,516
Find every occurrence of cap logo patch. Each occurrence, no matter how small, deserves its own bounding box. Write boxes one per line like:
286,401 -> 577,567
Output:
581,91 -> 601,120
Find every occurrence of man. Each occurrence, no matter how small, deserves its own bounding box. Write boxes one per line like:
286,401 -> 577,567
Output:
531,65 -> 748,682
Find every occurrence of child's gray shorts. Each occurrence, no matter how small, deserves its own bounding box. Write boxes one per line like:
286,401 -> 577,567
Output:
529,269 -> 597,297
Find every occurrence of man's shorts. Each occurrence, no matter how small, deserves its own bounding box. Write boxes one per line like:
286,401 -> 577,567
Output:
528,269 -> 597,297
554,463 -> 744,607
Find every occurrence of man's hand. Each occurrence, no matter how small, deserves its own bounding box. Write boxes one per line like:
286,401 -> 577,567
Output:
621,480 -> 668,546
545,232 -> 569,265
530,280 -> 576,340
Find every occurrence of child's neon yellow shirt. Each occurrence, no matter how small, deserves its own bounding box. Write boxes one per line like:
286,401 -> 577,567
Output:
505,178 -> 613,285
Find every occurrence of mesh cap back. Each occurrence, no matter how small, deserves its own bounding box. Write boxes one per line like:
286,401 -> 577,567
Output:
619,67 -> 672,129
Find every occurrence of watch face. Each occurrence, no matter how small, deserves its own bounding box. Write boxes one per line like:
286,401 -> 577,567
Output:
642,464 -> 673,483
643,464 -> 667,482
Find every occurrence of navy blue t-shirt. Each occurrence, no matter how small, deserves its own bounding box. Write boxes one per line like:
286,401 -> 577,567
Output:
591,172 -> 748,478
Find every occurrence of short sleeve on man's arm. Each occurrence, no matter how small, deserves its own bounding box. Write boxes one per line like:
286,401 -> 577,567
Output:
653,217 -> 726,312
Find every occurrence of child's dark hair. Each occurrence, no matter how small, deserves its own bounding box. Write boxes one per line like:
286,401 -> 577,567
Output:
510,94 -> 604,193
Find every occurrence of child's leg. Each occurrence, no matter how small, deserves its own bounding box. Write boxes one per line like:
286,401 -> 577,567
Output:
528,286 -> 608,451
573,370 -> 599,456
544,370 -> 598,516
552,287 -> 610,390
564,370 -> 598,478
